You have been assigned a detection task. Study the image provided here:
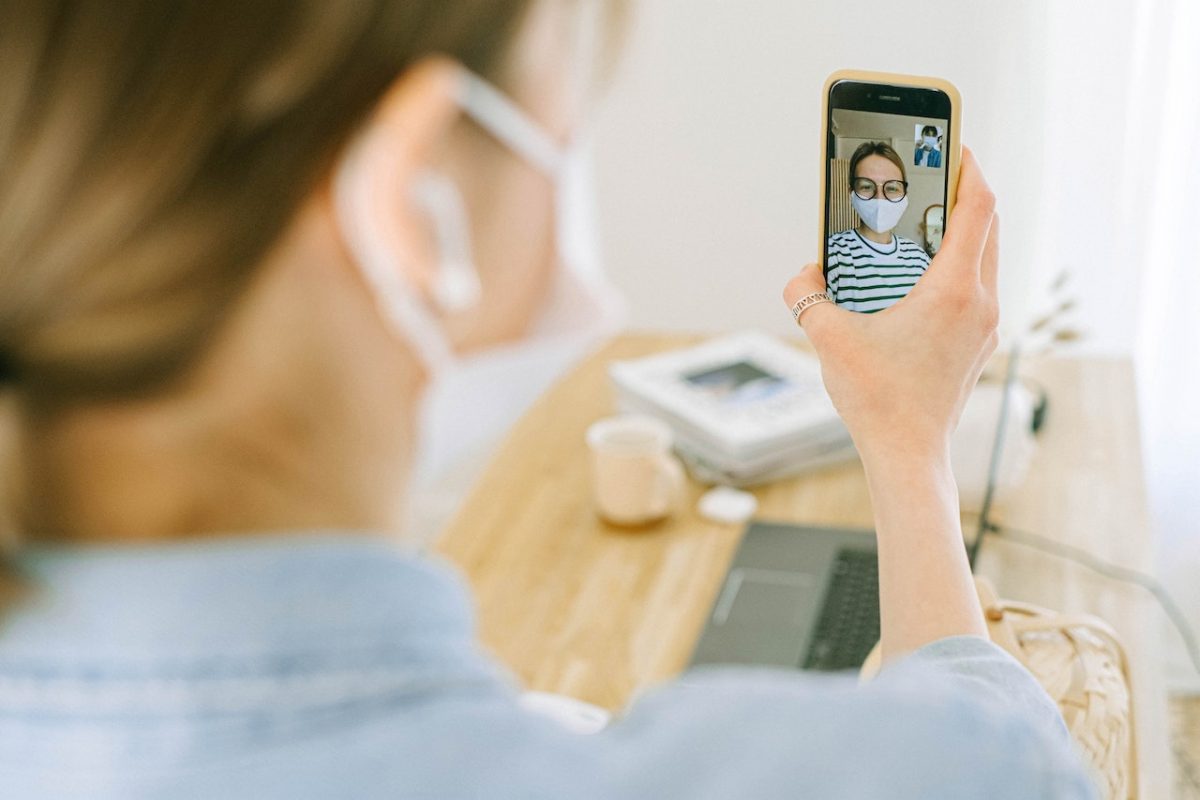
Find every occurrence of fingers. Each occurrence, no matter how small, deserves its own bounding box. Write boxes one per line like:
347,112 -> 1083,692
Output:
782,263 -> 839,341
936,147 -> 997,281
782,262 -> 826,305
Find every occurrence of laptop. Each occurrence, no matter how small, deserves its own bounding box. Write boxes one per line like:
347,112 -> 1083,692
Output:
690,349 -> 1023,672
690,523 -> 880,671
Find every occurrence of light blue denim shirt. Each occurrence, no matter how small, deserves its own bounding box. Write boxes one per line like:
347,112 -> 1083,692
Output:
0,534 -> 1097,799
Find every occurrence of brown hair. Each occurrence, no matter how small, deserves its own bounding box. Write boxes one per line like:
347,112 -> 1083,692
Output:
848,141 -> 907,186
0,0 -> 564,405
0,0 -> 630,557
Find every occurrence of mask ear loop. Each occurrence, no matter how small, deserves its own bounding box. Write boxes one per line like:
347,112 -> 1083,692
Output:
416,69 -> 578,315
333,71 -> 571,374
458,73 -> 566,180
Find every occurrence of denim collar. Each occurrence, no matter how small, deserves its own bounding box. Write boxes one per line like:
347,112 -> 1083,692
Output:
0,533 -> 506,715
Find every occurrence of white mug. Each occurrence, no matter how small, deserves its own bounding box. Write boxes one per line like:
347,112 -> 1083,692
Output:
586,415 -> 685,526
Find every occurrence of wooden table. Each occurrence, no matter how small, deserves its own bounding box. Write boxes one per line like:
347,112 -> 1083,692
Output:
434,332 -> 1170,798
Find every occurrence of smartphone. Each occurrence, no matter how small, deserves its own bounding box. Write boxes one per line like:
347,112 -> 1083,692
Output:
818,70 -> 961,313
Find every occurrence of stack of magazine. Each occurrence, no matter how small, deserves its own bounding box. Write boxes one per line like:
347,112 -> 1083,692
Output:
608,331 -> 856,487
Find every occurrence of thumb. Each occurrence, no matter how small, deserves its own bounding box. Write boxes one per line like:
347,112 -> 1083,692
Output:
782,263 -> 838,341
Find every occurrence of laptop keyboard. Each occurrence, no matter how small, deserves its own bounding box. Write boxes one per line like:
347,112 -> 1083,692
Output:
801,547 -> 880,671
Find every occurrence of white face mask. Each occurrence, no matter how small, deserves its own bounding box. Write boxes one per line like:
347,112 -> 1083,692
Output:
922,135 -> 938,150
851,193 -> 909,235
333,69 -> 625,485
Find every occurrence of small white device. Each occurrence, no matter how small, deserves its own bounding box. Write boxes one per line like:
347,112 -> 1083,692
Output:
698,486 -> 759,524
519,691 -> 610,734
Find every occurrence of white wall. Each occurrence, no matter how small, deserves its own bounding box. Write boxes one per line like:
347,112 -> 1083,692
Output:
592,0 -> 1140,354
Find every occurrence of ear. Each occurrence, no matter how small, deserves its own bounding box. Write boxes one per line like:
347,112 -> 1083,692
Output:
329,57 -> 464,296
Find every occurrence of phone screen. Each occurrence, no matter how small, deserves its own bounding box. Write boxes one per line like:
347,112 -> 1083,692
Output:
824,81 -> 952,313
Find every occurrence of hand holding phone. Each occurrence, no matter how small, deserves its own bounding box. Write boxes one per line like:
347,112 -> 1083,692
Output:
784,147 -> 998,467
786,145 -> 999,663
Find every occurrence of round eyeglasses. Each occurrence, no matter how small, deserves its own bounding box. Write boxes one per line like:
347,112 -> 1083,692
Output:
852,177 -> 908,203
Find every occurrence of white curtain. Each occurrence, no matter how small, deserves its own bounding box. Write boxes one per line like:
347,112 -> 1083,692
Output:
1044,0 -> 1200,693
1131,0 -> 1200,692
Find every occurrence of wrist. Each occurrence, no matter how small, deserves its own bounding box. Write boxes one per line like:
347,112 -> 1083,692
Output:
854,434 -> 954,479
859,441 -> 959,517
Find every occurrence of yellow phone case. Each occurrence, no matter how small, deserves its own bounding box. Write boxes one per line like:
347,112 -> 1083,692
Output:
818,69 -> 962,274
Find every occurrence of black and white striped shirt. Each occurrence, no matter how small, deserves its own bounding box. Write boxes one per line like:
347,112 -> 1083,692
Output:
825,230 -> 931,313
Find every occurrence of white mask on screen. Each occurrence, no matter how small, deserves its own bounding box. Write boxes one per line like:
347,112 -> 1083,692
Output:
922,135 -> 938,150
334,69 -> 625,485
851,193 -> 909,235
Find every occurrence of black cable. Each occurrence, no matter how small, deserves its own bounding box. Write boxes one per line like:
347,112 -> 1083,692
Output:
966,346 -> 1023,569
984,521 -> 1200,678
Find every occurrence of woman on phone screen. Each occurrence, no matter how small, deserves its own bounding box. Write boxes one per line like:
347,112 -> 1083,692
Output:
0,2 -> 1095,797
826,141 -> 932,313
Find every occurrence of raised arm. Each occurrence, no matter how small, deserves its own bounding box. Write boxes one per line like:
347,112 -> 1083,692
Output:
783,148 -> 1000,663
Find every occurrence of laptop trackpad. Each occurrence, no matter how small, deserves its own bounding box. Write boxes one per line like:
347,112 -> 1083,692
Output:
704,567 -> 816,667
